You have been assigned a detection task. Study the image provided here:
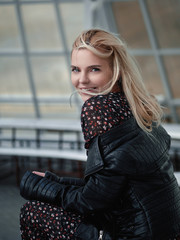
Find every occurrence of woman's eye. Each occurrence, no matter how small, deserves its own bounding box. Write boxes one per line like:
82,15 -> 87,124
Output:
71,67 -> 79,72
92,68 -> 100,72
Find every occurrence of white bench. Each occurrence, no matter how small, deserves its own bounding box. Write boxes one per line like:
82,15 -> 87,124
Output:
0,147 -> 86,161
0,118 -> 84,149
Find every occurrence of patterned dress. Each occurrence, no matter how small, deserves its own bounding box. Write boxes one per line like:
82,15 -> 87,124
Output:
20,91 -> 133,240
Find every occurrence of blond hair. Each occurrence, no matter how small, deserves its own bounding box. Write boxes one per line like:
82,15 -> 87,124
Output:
72,29 -> 163,132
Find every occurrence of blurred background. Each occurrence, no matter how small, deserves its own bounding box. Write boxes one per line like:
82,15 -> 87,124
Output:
0,0 -> 180,120
0,0 -> 180,239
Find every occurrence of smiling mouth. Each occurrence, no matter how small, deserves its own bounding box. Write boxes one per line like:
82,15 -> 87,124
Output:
80,88 -> 97,93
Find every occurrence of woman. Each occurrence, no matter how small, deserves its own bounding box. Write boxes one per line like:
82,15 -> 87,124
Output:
20,29 -> 180,240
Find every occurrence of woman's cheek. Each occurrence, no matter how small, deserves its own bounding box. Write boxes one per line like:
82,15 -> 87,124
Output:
71,77 -> 76,87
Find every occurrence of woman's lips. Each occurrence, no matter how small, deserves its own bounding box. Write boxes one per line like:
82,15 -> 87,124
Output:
80,87 -> 97,92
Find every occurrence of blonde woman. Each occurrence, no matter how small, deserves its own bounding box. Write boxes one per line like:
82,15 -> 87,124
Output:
20,29 -> 180,240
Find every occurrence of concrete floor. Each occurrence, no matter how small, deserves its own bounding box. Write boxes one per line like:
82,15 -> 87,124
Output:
0,158 -> 85,240
0,174 -> 26,240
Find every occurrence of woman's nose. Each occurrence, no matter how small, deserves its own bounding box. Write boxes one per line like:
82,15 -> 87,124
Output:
79,72 -> 89,84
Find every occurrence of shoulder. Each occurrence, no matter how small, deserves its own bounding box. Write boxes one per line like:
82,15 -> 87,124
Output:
81,92 -> 133,146
86,119 -> 171,176
81,92 -> 131,113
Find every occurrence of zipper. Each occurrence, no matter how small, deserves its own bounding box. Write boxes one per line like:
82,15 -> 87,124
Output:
98,230 -> 103,240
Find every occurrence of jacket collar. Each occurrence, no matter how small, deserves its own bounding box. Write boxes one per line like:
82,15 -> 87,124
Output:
85,136 -> 104,178
84,118 -> 137,178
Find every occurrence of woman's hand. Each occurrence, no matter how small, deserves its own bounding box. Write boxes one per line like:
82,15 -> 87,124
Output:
32,171 -> 45,177
20,171 -> 60,203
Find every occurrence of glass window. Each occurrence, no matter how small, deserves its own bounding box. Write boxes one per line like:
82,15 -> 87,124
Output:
0,6 -> 21,49
40,104 -> 79,119
112,1 -> 151,48
31,56 -> 71,97
164,56 -> 180,99
59,3 -> 83,49
0,103 -> 35,118
0,57 -> 31,96
135,56 -> 164,96
177,107 -> 180,121
147,0 -> 180,48
22,4 -> 62,50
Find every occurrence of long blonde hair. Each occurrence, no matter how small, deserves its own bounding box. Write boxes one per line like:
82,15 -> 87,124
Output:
72,29 -> 163,132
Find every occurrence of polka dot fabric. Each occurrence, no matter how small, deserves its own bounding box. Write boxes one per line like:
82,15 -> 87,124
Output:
20,201 -> 82,240
81,92 -> 133,148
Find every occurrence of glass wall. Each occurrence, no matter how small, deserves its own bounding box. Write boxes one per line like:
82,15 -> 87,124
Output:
112,0 -> 180,122
0,0 -> 83,119
0,0 -> 180,122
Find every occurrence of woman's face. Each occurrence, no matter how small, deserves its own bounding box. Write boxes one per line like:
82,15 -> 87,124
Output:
71,49 -> 113,102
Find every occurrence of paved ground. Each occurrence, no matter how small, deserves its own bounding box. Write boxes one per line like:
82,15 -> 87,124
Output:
0,174 -> 26,240
0,159 -> 85,240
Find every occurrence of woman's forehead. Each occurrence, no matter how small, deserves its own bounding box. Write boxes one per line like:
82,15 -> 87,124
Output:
71,49 -> 108,66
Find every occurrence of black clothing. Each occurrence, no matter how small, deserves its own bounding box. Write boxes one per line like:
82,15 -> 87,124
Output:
20,117 -> 180,240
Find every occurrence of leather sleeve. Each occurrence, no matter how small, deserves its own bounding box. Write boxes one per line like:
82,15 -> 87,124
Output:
20,169 -> 126,215
57,170 -> 126,214
20,135 -> 127,215
45,171 -> 86,186
20,171 -> 61,203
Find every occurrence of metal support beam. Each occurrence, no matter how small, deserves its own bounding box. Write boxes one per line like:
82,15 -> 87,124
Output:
1,48 -> 180,57
138,0 -> 179,122
15,0 -> 40,117
53,0 -> 81,111
83,0 -> 118,32
0,0 -> 179,121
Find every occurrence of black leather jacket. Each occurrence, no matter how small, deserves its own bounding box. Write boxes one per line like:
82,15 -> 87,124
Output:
20,118 -> 180,240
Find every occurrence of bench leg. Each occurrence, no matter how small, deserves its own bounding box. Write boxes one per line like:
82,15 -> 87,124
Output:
15,156 -> 20,186
77,161 -> 84,178
48,158 -> 53,172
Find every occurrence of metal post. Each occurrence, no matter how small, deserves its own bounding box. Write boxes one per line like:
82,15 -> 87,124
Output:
83,0 -> 118,32
138,0 -> 179,122
84,0 -> 96,29
53,0 -> 81,111
15,0 -> 41,118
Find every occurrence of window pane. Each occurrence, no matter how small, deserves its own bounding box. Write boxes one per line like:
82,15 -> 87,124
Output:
112,1 -> 151,48
147,0 -> 180,48
0,57 -> 31,96
31,56 -> 71,97
40,104 -> 79,119
0,103 -> 35,118
60,3 -> 83,49
135,56 -> 164,96
0,6 -> 21,49
164,56 -> 180,98
176,108 -> 180,122
163,107 -> 172,123
22,4 -> 62,50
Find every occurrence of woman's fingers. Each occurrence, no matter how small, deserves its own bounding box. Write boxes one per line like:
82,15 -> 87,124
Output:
32,171 -> 45,177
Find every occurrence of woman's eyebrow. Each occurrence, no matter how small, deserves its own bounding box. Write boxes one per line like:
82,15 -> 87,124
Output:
71,65 -> 101,69
87,65 -> 101,69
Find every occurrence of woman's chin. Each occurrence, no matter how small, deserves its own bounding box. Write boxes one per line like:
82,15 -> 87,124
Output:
80,93 -> 94,102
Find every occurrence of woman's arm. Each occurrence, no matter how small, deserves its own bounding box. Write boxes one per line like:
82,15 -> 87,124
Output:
31,170 -> 86,186
45,171 -> 86,186
20,169 -> 126,215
